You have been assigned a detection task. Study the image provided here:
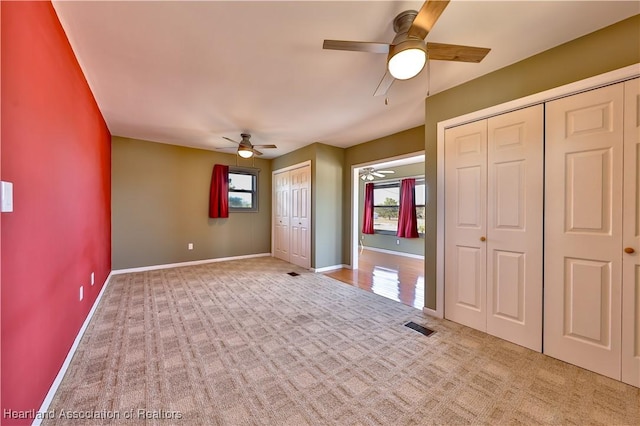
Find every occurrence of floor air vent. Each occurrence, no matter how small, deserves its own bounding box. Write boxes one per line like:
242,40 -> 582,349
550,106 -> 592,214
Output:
404,321 -> 435,337
287,272 -> 300,276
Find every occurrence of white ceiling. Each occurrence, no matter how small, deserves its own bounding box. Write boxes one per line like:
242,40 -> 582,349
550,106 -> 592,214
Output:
52,1 -> 639,159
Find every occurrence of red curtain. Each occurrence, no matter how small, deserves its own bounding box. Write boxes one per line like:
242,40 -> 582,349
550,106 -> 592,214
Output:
362,182 -> 375,234
209,164 -> 229,218
397,178 -> 419,238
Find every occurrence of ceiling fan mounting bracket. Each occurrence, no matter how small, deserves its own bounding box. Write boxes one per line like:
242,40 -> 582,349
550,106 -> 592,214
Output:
393,10 -> 418,34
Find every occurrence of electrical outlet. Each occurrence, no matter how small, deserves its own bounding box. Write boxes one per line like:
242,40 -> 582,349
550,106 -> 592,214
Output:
1,181 -> 13,212
396,239 -> 400,245
91,272 -> 95,286
79,286 -> 84,301
188,243 -> 194,250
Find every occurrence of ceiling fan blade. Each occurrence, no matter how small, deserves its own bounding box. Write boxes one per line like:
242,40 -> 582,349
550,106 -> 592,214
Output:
253,144 -> 277,149
252,148 -> 264,156
372,172 -> 385,178
408,0 -> 451,40
223,136 -> 240,145
323,40 -> 390,54
427,42 -> 491,63
373,71 -> 395,97
378,170 -> 395,174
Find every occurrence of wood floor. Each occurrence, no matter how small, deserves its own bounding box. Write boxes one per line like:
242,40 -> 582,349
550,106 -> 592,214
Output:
324,249 -> 424,309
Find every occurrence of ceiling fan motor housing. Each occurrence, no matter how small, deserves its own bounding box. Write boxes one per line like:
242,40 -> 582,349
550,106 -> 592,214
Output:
240,133 -> 252,146
388,10 -> 427,80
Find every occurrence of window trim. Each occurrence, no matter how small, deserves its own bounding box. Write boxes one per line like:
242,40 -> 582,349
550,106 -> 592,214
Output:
371,178 -> 425,236
228,167 -> 259,212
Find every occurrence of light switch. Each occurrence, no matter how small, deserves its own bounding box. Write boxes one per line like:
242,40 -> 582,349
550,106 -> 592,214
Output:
1,181 -> 13,212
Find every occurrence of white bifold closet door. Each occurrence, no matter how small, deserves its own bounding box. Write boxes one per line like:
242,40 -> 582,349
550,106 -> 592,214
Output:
544,81 -> 639,382
445,104 -> 543,351
273,164 -> 311,269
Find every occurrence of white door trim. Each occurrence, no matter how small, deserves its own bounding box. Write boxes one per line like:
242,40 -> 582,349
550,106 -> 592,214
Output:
435,63 -> 640,319
349,152 -> 425,271
272,160 -> 312,175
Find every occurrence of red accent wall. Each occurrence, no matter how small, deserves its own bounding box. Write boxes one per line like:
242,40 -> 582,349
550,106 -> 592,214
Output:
1,2 -> 111,424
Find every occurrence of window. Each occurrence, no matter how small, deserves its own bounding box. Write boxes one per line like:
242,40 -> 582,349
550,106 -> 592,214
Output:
228,167 -> 258,212
373,179 -> 425,235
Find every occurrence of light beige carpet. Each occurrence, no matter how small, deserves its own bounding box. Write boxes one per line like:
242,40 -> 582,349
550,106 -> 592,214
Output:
43,257 -> 639,425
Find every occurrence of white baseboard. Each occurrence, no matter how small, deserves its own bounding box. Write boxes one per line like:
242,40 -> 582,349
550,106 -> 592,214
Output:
32,272 -> 113,426
363,246 -> 425,260
111,253 -> 272,275
314,264 -> 349,273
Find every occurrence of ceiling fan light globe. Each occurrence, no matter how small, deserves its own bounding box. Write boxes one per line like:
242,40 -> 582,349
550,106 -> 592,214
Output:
237,147 -> 254,158
388,38 -> 426,80
367,175 -> 375,181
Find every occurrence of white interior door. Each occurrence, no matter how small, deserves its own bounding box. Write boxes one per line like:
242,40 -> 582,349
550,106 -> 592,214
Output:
274,171 -> 290,262
486,105 -> 543,352
290,165 -> 311,269
544,83 -> 625,380
445,120 -> 487,331
622,78 -> 640,387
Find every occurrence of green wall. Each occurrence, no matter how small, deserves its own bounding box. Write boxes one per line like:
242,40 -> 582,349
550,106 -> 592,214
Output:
272,142 -> 344,269
422,15 -> 640,309
112,136 -> 272,269
314,144 -> 344,268
342,126 -> 426,264
358,162 -> 425,256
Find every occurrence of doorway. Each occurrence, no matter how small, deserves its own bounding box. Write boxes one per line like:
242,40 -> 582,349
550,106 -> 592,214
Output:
347,153 -> 425,308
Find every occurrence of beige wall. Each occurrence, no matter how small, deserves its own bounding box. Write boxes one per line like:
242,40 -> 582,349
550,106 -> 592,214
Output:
112,136 -> 272,269
358,162 -> 425,256
422,15 -> 640,309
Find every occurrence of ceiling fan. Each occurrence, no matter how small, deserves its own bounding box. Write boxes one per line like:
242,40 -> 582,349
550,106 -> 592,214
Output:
323,0 -> 490,96
360,167 -> 395,181
219,133 -> 277,158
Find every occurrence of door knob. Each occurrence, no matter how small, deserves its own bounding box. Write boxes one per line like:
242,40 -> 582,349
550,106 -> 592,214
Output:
625,247 -> 636,254
480,236 -> 486,242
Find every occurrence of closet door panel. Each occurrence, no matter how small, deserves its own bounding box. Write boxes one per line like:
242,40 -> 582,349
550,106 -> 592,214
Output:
290,166 -> 311,269
445,120 -> 487,331
274,171 -> 290,261
487,105 -> 543,351
544,83 -> 624,380
622,78 -> 640,387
